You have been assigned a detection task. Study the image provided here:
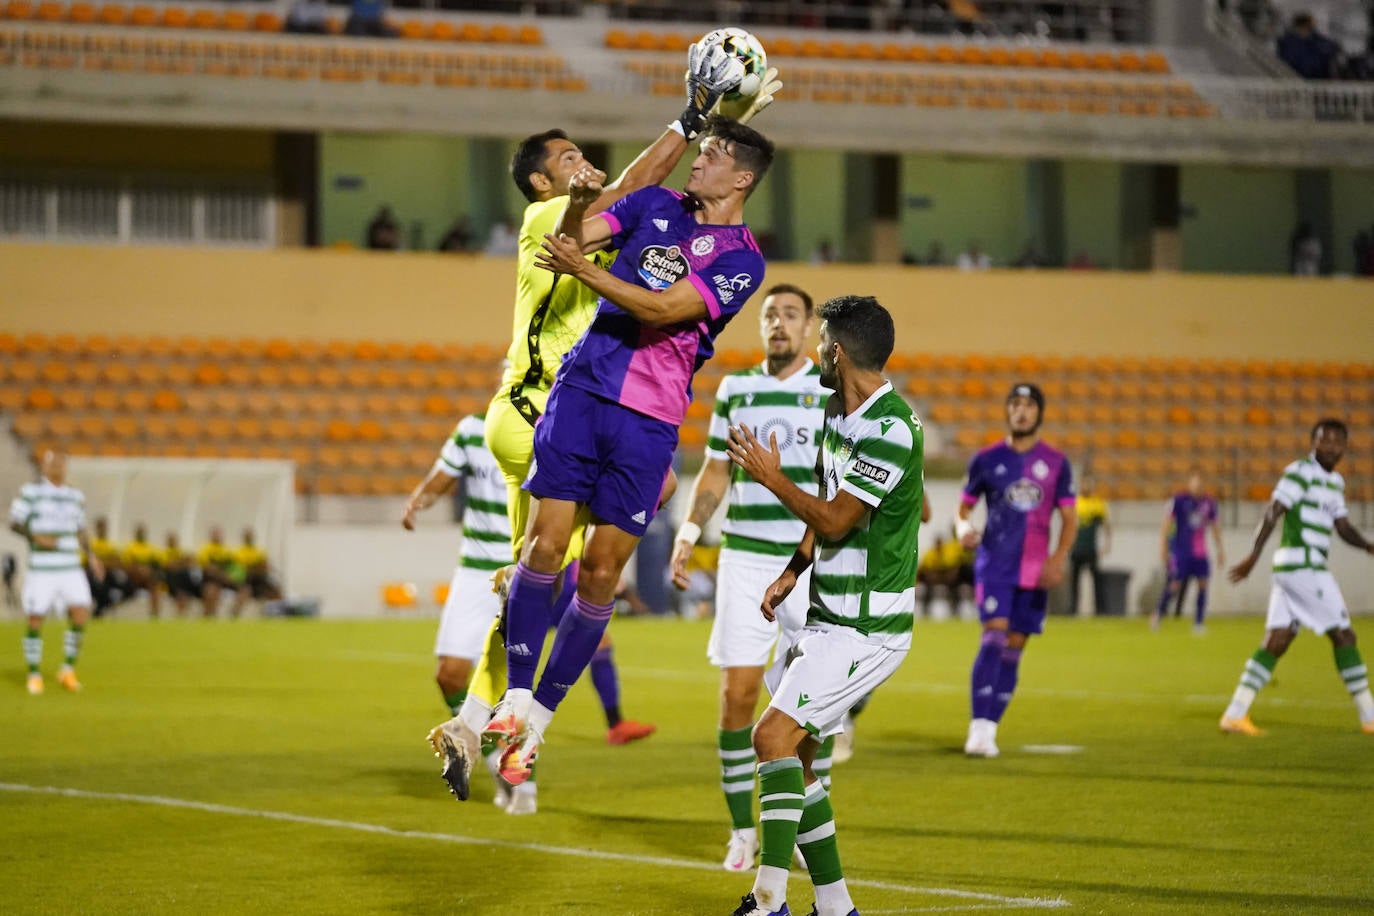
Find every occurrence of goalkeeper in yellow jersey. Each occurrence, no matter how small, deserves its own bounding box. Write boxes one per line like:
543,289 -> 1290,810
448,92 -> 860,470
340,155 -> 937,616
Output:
427,40 -> 782,804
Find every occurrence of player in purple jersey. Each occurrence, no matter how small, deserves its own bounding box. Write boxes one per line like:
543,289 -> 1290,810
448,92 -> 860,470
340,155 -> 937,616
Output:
483,115 -> 775,785
1151,468 -> 1226,633
955,383 -> 1077,758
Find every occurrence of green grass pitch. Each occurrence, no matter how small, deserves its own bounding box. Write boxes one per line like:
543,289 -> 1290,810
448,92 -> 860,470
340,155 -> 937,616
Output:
2,614 -> 1372,915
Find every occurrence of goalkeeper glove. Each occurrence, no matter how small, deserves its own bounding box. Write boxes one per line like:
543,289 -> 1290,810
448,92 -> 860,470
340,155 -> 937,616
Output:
671,41 -> 744,141
712,67 -> 783,125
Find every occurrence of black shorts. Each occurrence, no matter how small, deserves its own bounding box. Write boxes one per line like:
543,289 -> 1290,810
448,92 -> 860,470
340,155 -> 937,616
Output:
164,568 -> 202,598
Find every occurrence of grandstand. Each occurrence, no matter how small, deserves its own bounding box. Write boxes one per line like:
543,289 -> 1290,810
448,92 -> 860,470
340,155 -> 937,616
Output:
1,0 -> 1372,617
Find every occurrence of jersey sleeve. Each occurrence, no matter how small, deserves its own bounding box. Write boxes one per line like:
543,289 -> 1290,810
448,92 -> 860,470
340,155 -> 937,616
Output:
839,419 -> 915,509
601,186 -> 656,246
703,375 -> 733,460
1055,456 -> 1076,507
8,490 -> 31,527
1272,462 -> 1307,508
688,248 -> 766,321
1331,477 -> 1350,520
960,453 -> 984,507
436,422 -> 468,478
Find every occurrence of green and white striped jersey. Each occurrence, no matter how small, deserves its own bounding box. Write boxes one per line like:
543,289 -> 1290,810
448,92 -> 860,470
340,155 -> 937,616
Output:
437,414 -> 512,571
705,361 -> 829,561
809,382 -> 924,648
9,478 -> 86,571
1271,454 -> 1348,572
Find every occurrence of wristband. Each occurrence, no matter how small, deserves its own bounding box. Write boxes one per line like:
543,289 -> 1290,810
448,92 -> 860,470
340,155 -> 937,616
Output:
955,519 -> 974,541
676,521 -> 702,546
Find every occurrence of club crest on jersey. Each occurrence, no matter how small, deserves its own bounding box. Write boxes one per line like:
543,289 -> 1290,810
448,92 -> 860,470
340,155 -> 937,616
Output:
1005,479 -> 1044,511
800,394 -> 821,408
1032,459 -> 1050,480
637,244 -> 689,290
691,235 -> 715,256
837,436 -> 855,463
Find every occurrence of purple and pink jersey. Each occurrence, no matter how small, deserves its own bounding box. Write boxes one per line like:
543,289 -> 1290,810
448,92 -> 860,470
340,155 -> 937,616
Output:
961,441 -> 1076,590
1167,493 -> 1217,560
556,186 -> 765,425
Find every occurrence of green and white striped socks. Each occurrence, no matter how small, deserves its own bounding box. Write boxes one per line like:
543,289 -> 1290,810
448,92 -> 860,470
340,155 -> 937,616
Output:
752,757 -> 805,912
812,735 -> 834,790
797,780 -> 854,916
1224,648 -> 1277,720
23,628 -> 41,673
1334,644 -> 1374,725
63,625 -> 83,667
719,726 -> 757,830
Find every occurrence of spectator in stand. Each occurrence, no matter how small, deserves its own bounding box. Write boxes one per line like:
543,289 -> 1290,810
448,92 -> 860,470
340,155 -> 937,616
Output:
483,218 -> 519,256
1277,13 -> 1339,78
366,205 -> 400,250
956,240 -> 992,271
1068,250 -> 1099,270
438,215 -> 473,253
284,0 -> 329,35
1290,220 -> 1324,275
1329,0 -> 1371,78
344,0 -> 397,38
809,238 -> 835,264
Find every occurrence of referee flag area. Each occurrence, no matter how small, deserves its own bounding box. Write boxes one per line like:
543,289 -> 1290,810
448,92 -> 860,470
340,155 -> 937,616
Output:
2,615 -> 1371,914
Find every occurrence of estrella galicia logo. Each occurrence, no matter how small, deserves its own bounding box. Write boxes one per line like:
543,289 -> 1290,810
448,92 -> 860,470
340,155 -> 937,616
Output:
638,244 -> 689,290
1004,479 -> 1044,512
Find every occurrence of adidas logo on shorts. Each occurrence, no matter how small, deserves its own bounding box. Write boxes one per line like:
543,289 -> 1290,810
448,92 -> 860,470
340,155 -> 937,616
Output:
631,510 -> 647,524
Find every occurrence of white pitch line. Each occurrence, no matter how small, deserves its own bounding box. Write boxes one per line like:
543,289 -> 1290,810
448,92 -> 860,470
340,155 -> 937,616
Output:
0,782 -> 1068,911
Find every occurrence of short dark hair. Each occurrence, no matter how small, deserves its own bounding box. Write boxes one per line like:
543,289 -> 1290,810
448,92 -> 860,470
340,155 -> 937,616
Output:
764,283 -> 814,315
1311,417 -> 1349,440
511,128 -> 569,203
701,114 -> 774,196
817,295 -> 894,371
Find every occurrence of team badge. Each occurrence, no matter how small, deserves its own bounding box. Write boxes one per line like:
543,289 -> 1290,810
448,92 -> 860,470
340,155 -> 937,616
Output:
1032,459 -> 1049,480
691,235 -> 715,256
984,596 -> 999,612
800,394 -> 819,408
838,436 -> 855,463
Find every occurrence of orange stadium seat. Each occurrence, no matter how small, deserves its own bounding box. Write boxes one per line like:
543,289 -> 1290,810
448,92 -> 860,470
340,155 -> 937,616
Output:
160,6 -> 187,27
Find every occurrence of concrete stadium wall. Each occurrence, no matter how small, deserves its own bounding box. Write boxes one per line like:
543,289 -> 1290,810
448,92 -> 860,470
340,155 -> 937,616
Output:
4,241 -> 1372,361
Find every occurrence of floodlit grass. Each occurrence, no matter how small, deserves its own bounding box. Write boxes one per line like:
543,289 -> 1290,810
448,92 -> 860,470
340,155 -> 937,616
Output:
2,613 -> 1372,915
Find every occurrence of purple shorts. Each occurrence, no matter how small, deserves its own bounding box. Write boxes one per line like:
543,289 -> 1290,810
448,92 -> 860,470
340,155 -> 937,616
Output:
524,381 -> 677,537
1168,555 -> 1210,581
976,581 -> 1048,635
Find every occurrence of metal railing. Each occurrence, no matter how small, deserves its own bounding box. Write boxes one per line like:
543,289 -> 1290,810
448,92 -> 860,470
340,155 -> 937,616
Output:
0,171 -> 276,246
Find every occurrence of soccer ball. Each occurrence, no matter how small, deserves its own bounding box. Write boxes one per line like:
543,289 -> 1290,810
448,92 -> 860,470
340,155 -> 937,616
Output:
699,27 -> 767,102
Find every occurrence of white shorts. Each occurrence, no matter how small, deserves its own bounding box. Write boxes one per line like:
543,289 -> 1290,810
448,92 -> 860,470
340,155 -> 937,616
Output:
22,568 -> 92,617
764,625 -> 908,739
707,553 -> 812,668
1265,569 -> 1351,634
433,565 -> 503,660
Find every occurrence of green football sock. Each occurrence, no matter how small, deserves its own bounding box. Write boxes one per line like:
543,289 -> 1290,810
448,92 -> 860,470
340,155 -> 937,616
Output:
796,780 -> 845,887
812,735 -> 834,790
719,726 -> 756,830
1335,644 -> 1368,697
444,688 -> 468,717
62,625 -> 84,666
757,757 -> 804,870
23,628 -> 41,673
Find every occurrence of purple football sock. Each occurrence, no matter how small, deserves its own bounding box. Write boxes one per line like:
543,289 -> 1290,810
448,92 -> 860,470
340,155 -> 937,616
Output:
987,645 -> 1023,723
504,562 -> 558,692
589,645 -> 622,727
1195,586 -> 1208,625
970,629 -> 1007,721
534,593 -> 614,713
551,559 -> 580,624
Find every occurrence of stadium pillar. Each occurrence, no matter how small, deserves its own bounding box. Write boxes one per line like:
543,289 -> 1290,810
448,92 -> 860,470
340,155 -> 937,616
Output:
1294,169 -> 1333,273
1026,160 -> 1064,267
